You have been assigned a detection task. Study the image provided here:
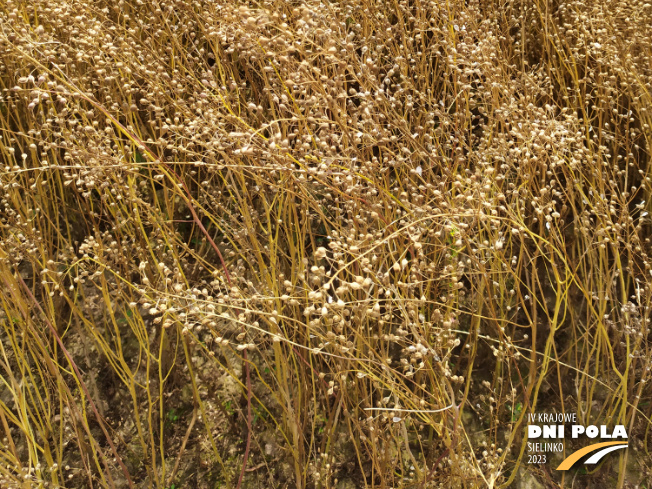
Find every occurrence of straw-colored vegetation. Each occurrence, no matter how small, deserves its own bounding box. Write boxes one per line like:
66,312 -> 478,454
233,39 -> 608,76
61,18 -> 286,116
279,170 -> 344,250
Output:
1,0 -> 651,487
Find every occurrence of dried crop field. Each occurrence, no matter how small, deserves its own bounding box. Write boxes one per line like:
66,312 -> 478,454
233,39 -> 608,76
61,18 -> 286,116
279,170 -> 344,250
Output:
0,0 -> 651,488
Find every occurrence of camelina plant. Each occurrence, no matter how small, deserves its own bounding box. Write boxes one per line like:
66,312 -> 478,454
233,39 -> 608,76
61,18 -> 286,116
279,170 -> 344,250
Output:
0,0 -> 651,488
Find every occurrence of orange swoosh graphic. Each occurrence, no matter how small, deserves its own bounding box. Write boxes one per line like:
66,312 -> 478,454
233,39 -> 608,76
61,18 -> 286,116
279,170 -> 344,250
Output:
557,441 -> 628,470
